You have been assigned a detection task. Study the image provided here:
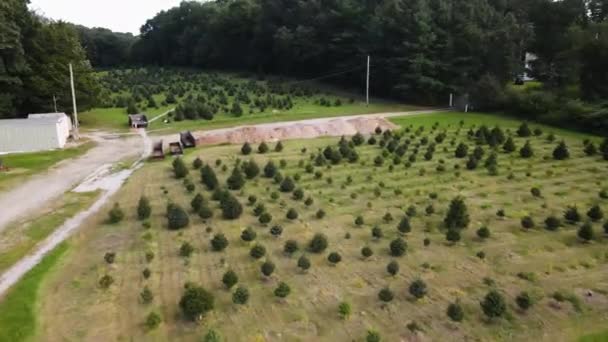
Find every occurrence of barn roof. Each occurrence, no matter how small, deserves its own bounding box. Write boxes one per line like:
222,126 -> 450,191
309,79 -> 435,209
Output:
0,113 -> 69,127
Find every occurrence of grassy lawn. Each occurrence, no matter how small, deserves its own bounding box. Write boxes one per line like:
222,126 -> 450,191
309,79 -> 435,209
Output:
390,111 -> 601,140
0,242 -> 69,342
0,191 -> 99,274
580,330 -> 608,342
33,112 -> 608,341
0,142 -> 96,193
79,104 -> 174,131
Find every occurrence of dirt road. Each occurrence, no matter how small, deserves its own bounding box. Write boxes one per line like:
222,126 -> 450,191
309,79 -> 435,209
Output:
0,132 -> 144,232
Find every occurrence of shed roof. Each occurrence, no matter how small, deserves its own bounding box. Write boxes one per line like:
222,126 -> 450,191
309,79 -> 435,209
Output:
0,113 -> 69,127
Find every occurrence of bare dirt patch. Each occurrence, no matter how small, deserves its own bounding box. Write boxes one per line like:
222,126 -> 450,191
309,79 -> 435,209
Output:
193,116 -> 398,145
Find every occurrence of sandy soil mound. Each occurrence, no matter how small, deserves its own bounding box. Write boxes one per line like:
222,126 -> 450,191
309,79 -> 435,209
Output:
193,117 -> 398,145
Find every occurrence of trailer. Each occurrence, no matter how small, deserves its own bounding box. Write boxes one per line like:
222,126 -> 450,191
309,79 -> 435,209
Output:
180,131 -> 196,148
169,142 -> 184,155
151,140 -> 165,159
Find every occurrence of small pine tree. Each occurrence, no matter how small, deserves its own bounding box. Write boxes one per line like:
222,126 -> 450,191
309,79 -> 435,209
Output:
193,157 -> 203,169
191,193 -> 205,212
446,229 -> 461,243
477,226 -> 490,239
519,141 -> 534,158
258,141 -> 269,154
378,287 -> 394,302
327,252 -> 342,265
274,141 -> 284,152
454,143 -> 468,158
241,227 -> 257,242
243,160 -> 260,179
309,233 -> 329,253
274,282 -> 291,298
502,136 -> 516,153
389,238 -> 407,256
137,196 -> 152,220
544,216 -> 561,231
297,255 -> 311,271
280,176 -> 296,192
338,301 -> 352,320
263,161 -> 278,178
222,270 -> 239,289
521,216 -> 535,229
241,142 -> 252,155
211,233 -> 229,251
221,194 -> 243,219
552,141 -> 570,160
564,206 -> 581,223
578,222 -> 594,242
516,291 -> 532,311
250,244 -> 266,259
444,196 -> 470,230
261,261 -> 276,277
386,260 -> 399,276
108,203 -> 125,223
200,165 -> 219,190
480,290 -> 507,319
226,167 -> 245,190
397,216 -> 411,234
361,246 -> 373,258
409,279 -> 428,299
447,302 -> 464,322
587,204 -> 603,221
172,157 -> 189,179
140,286 -> 154,304
286,208 -> 299,220
180,242 -> 194,257
167,204 -> 190,230
517,123 -> 532,137
179,285 -> 215,321
284,240 -> 299,255
232,286 -> 249,305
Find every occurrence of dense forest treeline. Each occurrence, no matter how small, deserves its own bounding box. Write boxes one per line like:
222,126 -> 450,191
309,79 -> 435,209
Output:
0,0 -> 99,118
1,0 -> 608,134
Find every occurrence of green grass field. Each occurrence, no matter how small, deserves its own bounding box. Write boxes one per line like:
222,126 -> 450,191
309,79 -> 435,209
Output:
0,243 -> 69,342
0,142 -> 95,193
26,112 -> 607,341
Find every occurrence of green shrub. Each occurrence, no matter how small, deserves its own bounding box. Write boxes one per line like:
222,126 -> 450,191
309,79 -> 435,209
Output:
108,203 -> 125,224
447,302 -> 464,322
137,196 -> 152,220
211,233 -> 229,251
389,238 -> 407,256
167,204 -> 190,230
309,233 -> 328,253
179,284 -> 215,321
250,244 -> 266,259
232,286 -> 249,305
274,282 -> 291,298
378,287 -> 394,302
480,290 -> 506,319
222,270 -> 238,289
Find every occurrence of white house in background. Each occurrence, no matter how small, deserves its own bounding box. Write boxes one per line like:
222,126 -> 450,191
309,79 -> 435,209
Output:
0,113 -> 72,153
523,53 -> 537,82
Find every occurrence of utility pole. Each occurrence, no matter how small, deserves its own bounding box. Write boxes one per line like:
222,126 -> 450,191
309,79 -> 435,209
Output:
69,63 -> 79,140
366,55 -> 370,106
53,95 -> 58,113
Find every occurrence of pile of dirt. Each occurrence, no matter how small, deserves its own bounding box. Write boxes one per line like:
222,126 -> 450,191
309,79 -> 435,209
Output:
193,116 -> 398,145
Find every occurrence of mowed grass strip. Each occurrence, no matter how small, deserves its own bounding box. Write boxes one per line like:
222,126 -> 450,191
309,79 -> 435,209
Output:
0,242 -> 69,342
0,191 -> 99,274
0,141 -> 96,192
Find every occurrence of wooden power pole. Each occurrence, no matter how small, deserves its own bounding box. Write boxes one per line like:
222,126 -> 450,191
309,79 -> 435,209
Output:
69,63 -> 79,140
366,55 -> 370,106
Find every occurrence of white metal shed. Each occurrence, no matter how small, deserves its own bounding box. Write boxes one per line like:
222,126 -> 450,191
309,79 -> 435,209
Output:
0,113 -> 72,153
